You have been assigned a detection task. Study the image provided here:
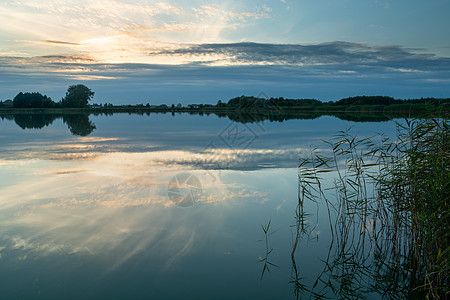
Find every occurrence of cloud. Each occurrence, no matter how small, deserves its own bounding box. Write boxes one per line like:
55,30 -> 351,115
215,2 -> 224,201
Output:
192,4 -> 270,21
0,42 -> 449,101
7,42 -> 418,82
40,40 -> 82,46
151,41 -> 450,70
0,136 -> 307,171
2,41 -> 448,74
0,143 -> 277,268
1,0 -> 272,51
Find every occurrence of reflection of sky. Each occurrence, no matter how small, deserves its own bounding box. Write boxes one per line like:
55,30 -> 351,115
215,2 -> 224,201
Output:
0,114 -> 399,298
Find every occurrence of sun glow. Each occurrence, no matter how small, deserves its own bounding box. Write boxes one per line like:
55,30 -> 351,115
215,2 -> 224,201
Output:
0,1 -> 273,65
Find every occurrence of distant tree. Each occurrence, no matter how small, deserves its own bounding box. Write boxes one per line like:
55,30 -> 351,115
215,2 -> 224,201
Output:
227,95 -> 261,108
226,95 -> 322,108
0,99 -> 13,108
334,96 -> 397,106
61,84 -> 94,108
42,97 -> 56,108
13,92 -> 54,108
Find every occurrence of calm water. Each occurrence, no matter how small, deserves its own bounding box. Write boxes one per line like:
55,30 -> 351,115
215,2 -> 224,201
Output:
0,113 -> 400,299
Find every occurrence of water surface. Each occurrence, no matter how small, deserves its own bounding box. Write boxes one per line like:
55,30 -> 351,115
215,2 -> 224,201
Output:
0,113 -> 399,299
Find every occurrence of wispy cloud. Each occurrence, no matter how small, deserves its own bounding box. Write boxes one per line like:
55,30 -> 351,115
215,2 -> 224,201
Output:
1,42 -> 449,73
153,42 -> 448,69
0,0 -> 273,60
40,40 -> 82,46
192,4 -> 270,21
0,42 -> 448,101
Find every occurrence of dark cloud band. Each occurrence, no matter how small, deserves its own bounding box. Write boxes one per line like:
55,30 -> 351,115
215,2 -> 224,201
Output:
0,42 -> 449,102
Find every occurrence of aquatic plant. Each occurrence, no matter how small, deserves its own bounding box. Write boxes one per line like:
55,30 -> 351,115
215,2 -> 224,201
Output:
295,118 -> 449,298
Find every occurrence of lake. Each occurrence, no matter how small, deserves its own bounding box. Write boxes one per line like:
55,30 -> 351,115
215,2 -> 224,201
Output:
0,112 -> 404,299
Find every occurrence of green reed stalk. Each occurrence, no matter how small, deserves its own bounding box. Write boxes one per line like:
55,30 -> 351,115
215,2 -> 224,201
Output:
296,118 -> 449,298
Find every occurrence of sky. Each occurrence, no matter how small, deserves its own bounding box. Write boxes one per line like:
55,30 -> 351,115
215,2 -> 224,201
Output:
1,0 -> 449,104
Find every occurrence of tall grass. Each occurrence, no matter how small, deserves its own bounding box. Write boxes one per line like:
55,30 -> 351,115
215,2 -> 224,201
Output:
295,118 -> 449,298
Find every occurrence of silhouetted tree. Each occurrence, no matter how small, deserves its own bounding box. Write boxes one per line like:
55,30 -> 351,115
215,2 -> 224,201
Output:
61,84 -> 94,108
226,95 -> 322,108
216,100 -> 226,107
334,96 -> 397,106
13,92 -> 55,108
0,100 -> 13,108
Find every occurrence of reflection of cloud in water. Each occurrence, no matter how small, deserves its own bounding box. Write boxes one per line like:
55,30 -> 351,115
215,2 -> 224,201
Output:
0,137 -> 129,161
0,148 -> 270,269
1,137 -> 310,170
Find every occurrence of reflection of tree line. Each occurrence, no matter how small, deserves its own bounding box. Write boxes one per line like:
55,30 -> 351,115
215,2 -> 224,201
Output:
213,110 -> 395,123
0,110 -> 425,136
1,114 -> 96,136
96,110 -> 399,122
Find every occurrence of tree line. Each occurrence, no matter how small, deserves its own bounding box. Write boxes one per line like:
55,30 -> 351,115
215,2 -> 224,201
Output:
224,95 -> 450,108
8,84 -> 94,108
2,85 -> 449,110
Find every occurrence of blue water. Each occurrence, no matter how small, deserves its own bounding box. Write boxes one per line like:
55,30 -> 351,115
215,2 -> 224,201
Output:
0,113 -> 400,299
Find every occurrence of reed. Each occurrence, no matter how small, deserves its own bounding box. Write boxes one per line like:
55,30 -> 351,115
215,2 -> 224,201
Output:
295,118 -> 449,298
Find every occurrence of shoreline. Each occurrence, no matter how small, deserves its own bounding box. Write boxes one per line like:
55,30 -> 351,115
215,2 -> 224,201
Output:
0,104 -> 448,115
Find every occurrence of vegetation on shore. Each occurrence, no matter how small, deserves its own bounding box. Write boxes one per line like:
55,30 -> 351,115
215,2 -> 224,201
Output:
1,85 -> 448,136
295,118 -> 449,298
0,85 -> 449,114
0,84 -> 94,109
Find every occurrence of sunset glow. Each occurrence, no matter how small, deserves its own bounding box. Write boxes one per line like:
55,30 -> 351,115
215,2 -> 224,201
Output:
1,0 -> 449,102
